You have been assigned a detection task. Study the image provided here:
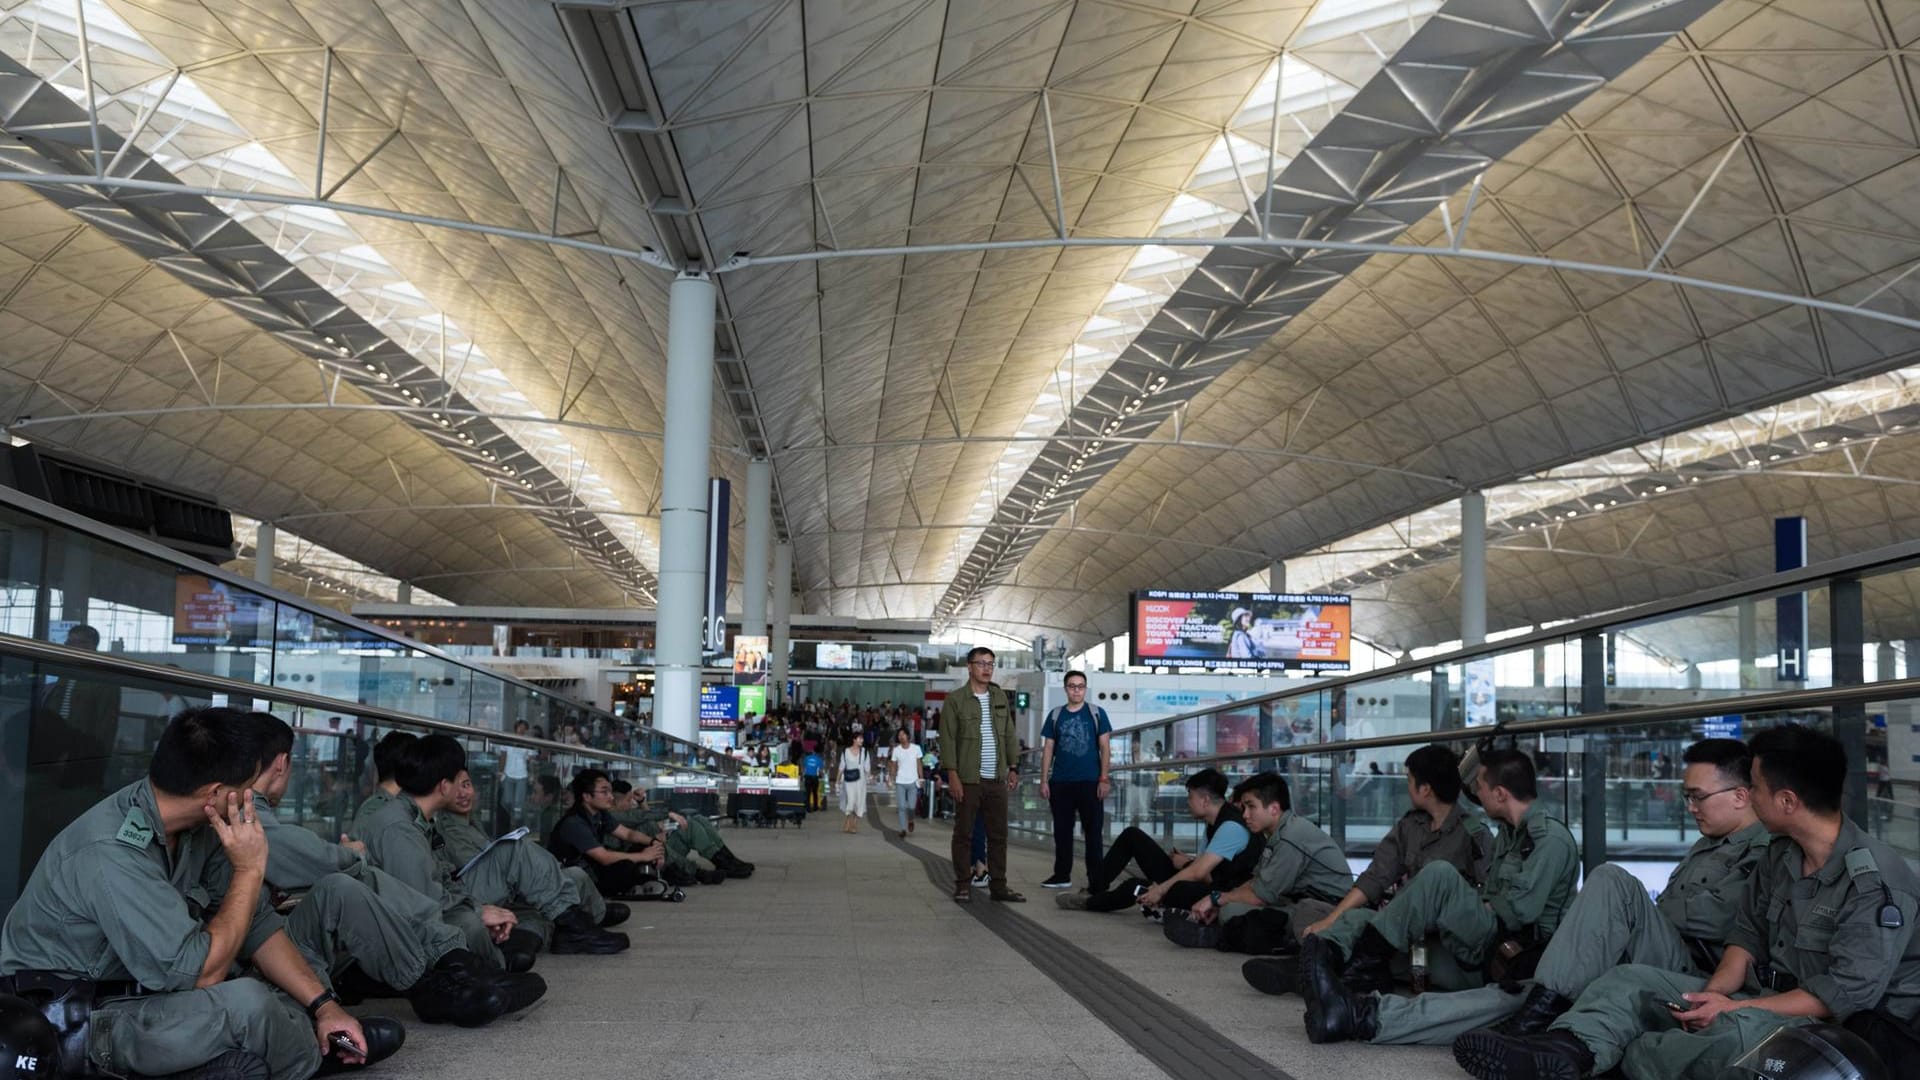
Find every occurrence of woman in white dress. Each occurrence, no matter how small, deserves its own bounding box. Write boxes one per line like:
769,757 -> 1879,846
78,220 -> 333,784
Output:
839,731 -> 868,832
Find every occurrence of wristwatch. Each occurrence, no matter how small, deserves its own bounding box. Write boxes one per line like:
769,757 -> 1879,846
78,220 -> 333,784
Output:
304,989 -> 338,1018
1210,890 -> 1223,906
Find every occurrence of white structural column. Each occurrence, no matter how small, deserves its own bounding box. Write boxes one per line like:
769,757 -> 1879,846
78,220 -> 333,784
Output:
254,522 -> 276,585
1268,561 -> 1286,594
396,581 -> 412,604
770,541 -> 793,705
654,273 -> 717,742
1460,491 -> 1487,646
741,458 -> 772,639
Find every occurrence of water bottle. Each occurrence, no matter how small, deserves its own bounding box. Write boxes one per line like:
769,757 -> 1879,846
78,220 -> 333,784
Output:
1410,943 -> 1429,994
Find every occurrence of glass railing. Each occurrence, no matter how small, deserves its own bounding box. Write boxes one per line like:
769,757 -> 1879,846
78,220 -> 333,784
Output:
0,633 -> 733,915
0,484 -> 721,763
973,676 -> 1920,868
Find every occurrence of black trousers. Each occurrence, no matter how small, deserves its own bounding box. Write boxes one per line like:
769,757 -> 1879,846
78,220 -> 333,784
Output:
1048,780 -> 1104,881
1085,875 -> 1212,913
1090,825 -> 1174,892
804,775 -> 821,809
588,859 -> 651,898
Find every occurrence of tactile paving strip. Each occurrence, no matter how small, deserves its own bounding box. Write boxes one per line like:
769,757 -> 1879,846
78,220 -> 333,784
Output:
870,806 -> 1297,1080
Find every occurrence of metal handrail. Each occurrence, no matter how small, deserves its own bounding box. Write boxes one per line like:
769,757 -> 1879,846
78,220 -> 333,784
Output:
0,483 -> 701,753
0,632 -> 730,776
1127,535 -> 1920,732
1105,674 -> 1920,773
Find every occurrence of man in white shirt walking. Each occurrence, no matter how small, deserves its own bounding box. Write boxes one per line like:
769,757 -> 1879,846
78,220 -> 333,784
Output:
888,727 -> 924,837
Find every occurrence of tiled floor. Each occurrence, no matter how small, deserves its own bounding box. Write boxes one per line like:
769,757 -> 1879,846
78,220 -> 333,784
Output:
371,804 -> 1461,1079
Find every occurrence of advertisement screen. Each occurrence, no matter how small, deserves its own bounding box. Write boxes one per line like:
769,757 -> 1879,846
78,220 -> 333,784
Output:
174,573 -> 274,648
1130,590 -> 1351,672
732,634 -> 769,686
816,642 -> 853,670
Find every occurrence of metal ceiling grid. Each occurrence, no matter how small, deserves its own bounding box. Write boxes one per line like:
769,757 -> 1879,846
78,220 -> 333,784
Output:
966,0 -> 1920,652
0,47 -> 659,604
1346,432 -> 1920,652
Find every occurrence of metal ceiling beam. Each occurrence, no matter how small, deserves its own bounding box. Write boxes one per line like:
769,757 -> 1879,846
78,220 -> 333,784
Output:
4,170 -> 1914,340
924,0 -> 1727,632
0,50 -> 660,604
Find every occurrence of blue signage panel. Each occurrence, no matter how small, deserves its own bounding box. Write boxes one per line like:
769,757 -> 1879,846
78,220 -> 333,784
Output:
699,685 -> 739,726
1700,715 -> 1743,741
1775,517 -> 1807,682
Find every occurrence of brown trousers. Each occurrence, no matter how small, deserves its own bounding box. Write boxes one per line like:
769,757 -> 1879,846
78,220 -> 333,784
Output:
950,779 -> 1010,889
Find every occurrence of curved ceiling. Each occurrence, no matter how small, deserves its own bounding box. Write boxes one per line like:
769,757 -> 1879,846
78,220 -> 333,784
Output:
0,0 -> 1911,653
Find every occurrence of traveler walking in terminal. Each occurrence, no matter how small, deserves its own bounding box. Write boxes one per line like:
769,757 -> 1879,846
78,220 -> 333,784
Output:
802,743 -> 825,810
888,726 -> 923,837
1296,748 -> 1578,1043
1457,725 -> 1920,1080
839,731 -> 868,833
1038,671 -> 1112,889
942,646 -> 1024,903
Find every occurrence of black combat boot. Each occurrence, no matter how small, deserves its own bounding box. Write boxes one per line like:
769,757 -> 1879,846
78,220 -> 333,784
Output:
1240,956 -> 1301,996
1339,924 -> 1397,993
1490,984 -> 1574,1036
500,927 -> 543,972
406,950 -> 508,1027
599,901 -> 632,927
1303,976 -> 1378,1044
1453,1028 -> 1595,1080
714,847 -> 754,877
695,867 -> 728,885
314,1017 -> 405,1074
550,905 -> 630,954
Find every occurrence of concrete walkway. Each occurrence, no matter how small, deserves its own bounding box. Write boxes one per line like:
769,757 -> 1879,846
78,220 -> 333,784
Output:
370,804 -> 1457,1080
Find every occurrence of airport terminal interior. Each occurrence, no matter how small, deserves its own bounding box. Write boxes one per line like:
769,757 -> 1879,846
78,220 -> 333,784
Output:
3,0 -> 1920,1077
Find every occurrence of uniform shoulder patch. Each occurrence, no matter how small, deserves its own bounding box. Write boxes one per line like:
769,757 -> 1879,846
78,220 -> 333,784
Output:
114,808 -> 154,849
1845,847 -> 1881,881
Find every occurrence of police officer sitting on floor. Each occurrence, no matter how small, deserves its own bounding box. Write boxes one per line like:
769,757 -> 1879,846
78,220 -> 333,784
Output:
356,735 -> 627,967
1457,724 -> 1920,1080
547,770 -> 671,898
1303,736 -> 1769,1052
609,780 -> 753,881
1442,737 -> 1770,1055
1298,747 -> 1579,1043
435,768 -> 626,946
1166,770 -> 1351,953
0,706 -> 402,1080
1240,744 -> 1490,980
243,714 -> 544,1027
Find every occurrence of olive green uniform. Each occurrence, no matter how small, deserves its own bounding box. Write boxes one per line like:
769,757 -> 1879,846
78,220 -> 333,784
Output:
1225,813 -> 1353,920
356,793 -> 582,967
437,812 -> 605,940
0,781 -> 321,1080
1364,820 -> 1770,1045
254,792 -> 467,992
1321,803 -> 1577,993
611,805 -> 725,872
1293,807 -> 1494,935
1549,819 -> 1920,1078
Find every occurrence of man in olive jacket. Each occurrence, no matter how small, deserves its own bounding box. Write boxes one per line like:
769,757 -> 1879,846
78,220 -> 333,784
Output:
940,646 -> 1023,902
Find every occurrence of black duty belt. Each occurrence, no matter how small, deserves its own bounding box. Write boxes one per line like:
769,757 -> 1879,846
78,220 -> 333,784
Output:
0,972 -> 155,1000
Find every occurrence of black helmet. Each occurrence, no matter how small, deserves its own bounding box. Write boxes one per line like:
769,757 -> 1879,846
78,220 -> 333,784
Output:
0,994 -> 57,1080
1722,1022 -> 1890,1080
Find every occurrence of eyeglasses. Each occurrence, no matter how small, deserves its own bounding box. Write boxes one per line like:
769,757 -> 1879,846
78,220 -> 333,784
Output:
1683,786 -> 1741,808
1064,683 -> 1087,690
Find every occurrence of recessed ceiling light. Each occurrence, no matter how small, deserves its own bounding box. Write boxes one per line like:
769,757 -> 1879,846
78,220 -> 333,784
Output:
1654,484 -> 1668,493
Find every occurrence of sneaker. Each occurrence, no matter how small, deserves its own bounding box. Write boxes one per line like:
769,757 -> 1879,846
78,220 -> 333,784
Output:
1163,916 -> 1220,949
971,871 -> 989,888
1141,904 -> 1164,924
1041,875 -> 1073,889
1055,892 -> 1090,911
